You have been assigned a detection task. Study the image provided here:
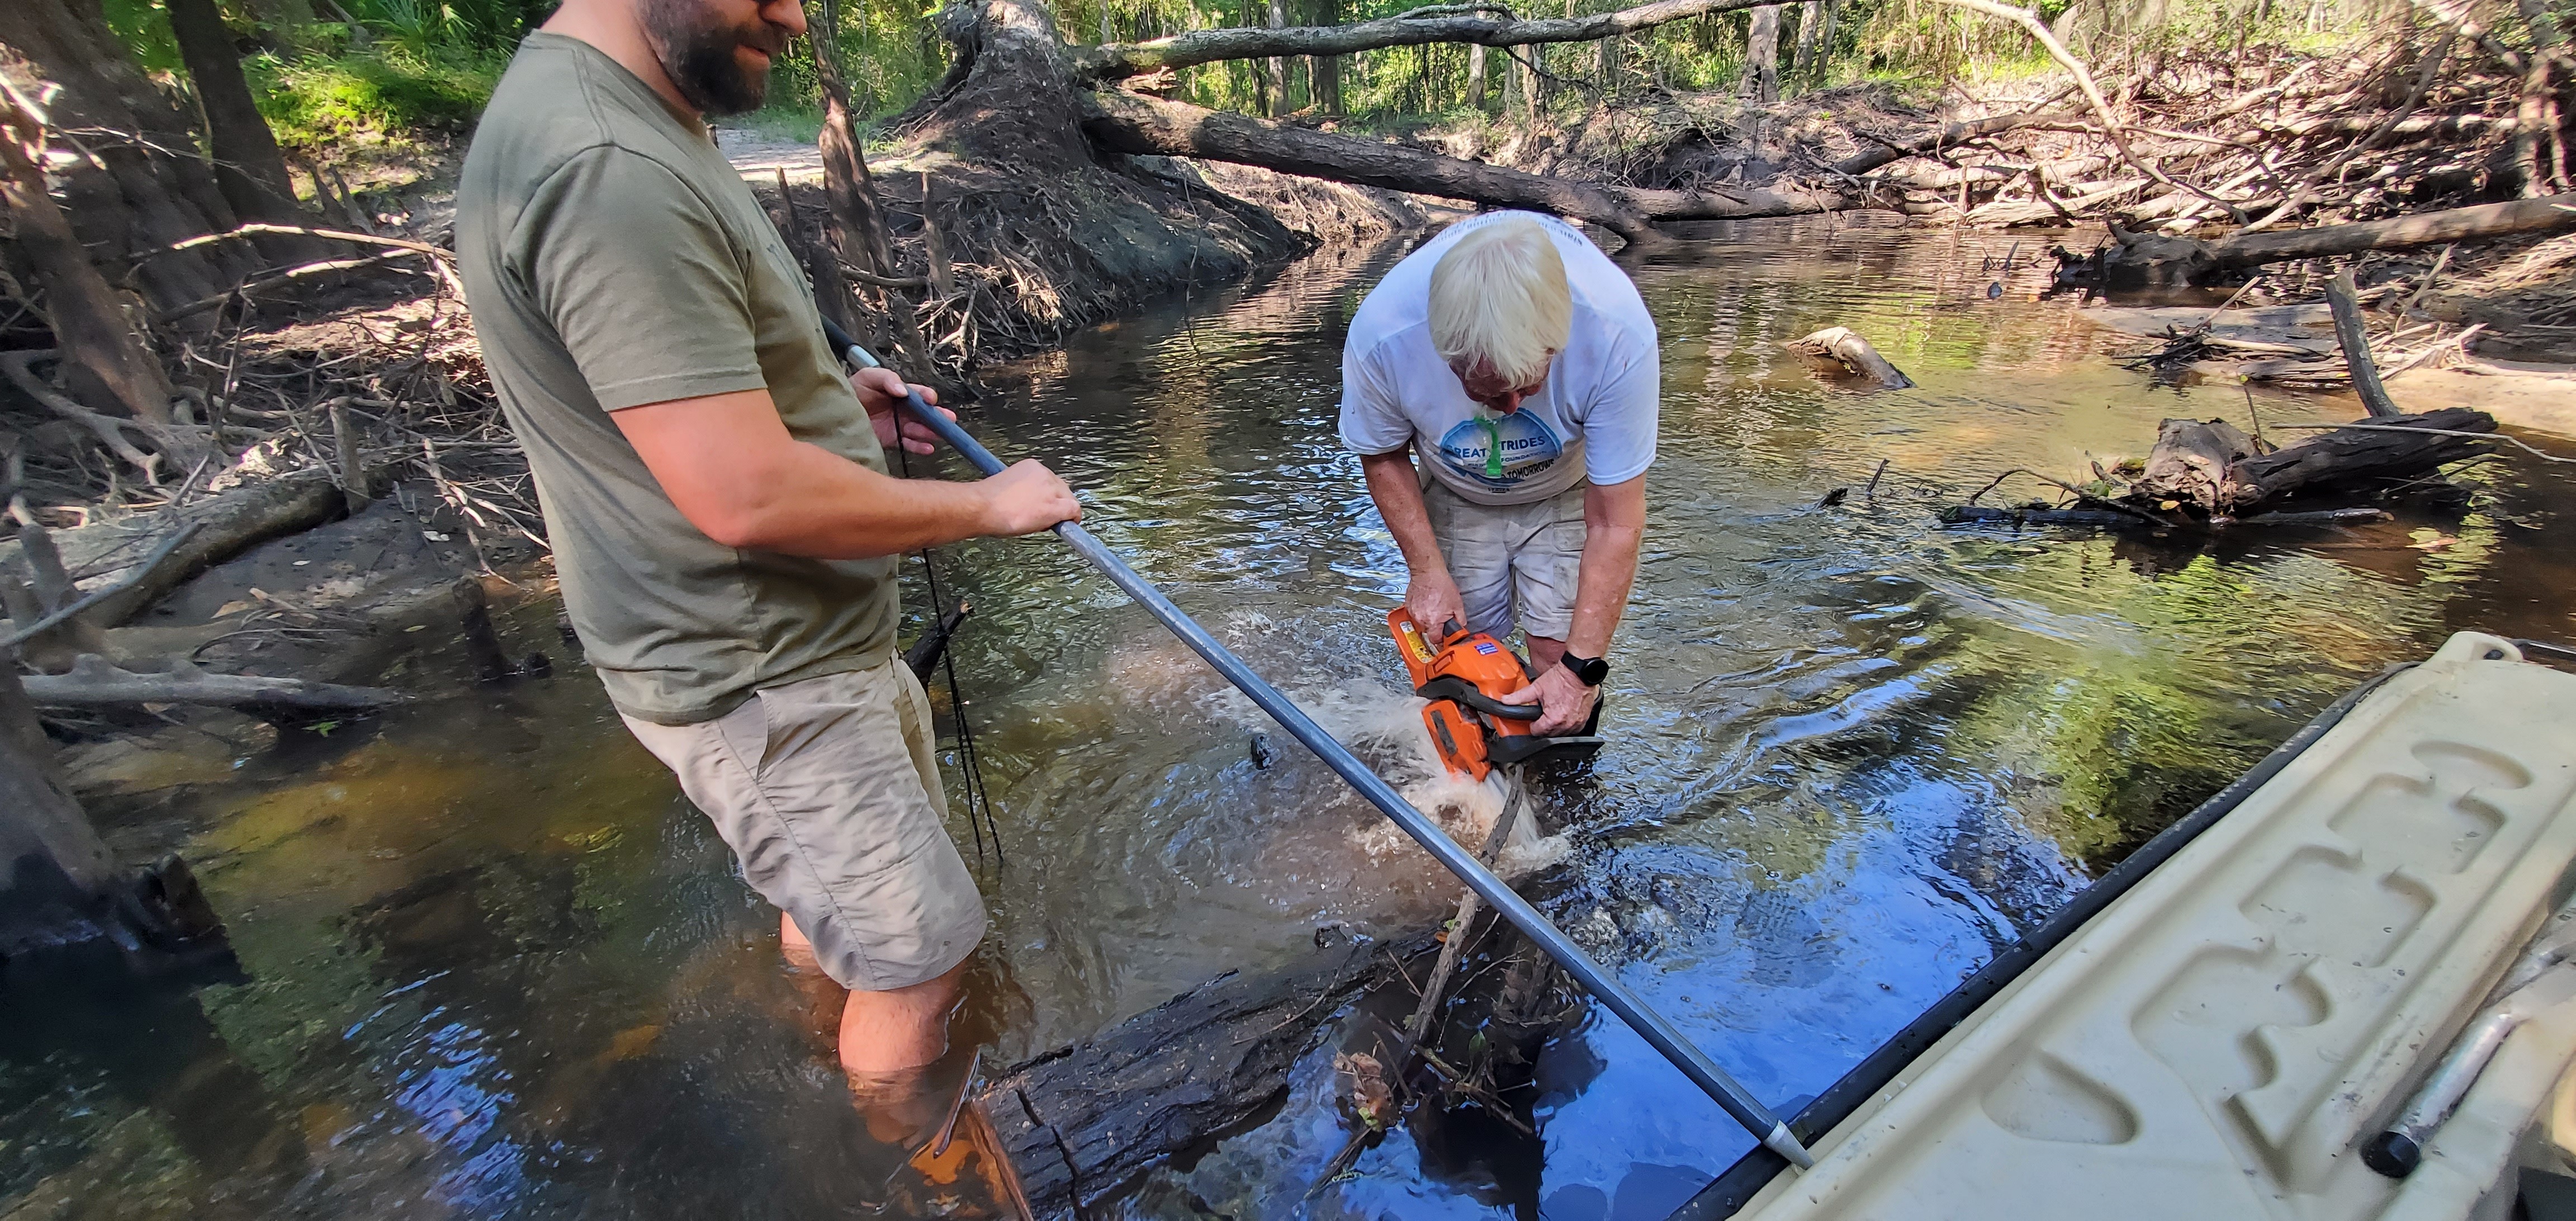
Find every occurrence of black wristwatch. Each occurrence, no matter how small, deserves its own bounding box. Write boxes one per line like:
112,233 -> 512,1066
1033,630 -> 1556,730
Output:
1560,653 -> 1609,687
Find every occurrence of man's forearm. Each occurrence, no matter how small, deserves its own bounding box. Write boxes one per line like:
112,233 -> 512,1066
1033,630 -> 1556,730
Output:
1562,476 -> 1647,659
1361,449 -> 1445,576
1564,524 -> 1640,657
707,439 -> 999,559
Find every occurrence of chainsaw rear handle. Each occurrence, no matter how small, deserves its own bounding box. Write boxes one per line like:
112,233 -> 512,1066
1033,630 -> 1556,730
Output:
1415,675 -> 1542,721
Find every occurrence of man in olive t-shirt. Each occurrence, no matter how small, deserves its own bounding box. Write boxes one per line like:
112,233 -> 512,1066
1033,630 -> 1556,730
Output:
456,0 -> 1074,1198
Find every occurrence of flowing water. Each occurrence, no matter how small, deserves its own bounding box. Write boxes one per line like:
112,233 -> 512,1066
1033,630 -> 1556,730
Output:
10,217 -> 2573,1220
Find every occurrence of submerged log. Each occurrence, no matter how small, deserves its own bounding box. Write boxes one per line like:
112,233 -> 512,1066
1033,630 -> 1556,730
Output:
982,932 -> 1436,1217
1783,326 -> 1915,389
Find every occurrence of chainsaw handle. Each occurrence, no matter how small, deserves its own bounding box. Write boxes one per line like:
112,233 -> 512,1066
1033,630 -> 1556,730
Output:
1416,676 -> 1542,721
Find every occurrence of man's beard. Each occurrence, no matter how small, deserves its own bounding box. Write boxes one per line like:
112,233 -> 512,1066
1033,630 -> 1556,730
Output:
640,0 -> 784,116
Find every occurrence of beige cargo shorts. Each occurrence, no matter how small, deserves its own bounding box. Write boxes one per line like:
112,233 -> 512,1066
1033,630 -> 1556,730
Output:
1424,479 -> 1589,641
621,655 -> 987,992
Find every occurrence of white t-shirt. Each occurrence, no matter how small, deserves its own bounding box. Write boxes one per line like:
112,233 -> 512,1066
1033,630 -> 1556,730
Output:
1338,211 -> 1660,507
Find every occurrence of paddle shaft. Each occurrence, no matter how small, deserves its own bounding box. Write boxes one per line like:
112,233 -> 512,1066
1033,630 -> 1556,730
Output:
833,333 -> 1813,1168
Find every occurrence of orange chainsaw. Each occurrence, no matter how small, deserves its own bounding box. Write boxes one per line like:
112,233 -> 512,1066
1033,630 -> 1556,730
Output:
1389,607 -> 1606,780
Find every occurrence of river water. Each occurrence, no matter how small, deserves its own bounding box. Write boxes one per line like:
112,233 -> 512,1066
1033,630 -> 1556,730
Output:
10,217 -> 2571,1220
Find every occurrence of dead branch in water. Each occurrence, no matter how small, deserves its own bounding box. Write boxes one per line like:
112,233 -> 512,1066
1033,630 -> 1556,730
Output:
2324,269 -> 2406,419
19,654 -> 409,712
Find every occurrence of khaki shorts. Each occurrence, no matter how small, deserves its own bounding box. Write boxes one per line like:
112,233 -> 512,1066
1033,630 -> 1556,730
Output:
1424,479 -> 1588,641
621,656 -> 986,992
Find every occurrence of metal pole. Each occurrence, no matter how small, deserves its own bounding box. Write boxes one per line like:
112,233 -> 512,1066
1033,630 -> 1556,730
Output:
834,334 -> 1814,1169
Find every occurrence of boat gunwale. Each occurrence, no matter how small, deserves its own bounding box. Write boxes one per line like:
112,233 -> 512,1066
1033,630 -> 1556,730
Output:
1665,657 -> 2419,1221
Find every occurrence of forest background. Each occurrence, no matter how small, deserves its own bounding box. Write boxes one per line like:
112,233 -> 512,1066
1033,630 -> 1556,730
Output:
95,0 -> 2440,181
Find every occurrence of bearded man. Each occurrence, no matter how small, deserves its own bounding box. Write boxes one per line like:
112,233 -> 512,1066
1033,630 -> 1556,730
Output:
1341,212 -> 1660,736
456,0 -> 1071,1207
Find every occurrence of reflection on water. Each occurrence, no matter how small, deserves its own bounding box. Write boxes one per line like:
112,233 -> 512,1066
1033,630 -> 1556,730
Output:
12,217 -> 2571,1219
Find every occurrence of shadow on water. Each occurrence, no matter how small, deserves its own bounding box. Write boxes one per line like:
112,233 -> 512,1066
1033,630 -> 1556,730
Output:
9,216 -> 2572,1217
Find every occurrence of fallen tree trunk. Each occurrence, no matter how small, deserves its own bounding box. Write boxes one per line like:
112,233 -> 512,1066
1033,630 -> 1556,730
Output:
1074,0 -> 1770,81
2132,409 -> 2494,514
1079,90 -> 1848,248
19,654 -> 411,712
982,932 -> 1436,1217
2228,406 -> 2497,504
1083,89 -> 1659,245
2100,195 -> 2576,286
2214,193 -> 2576,267
0,467 -> 362,635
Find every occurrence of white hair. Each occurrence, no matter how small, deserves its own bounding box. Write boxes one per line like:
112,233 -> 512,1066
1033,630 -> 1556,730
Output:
1427,217 -> 1573,387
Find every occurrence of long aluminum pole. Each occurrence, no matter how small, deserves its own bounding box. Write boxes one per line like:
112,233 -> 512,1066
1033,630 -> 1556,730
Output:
837,338 -> 1813,1168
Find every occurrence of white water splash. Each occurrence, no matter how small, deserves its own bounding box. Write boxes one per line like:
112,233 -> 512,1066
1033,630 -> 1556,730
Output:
1196,670 -> 1569,880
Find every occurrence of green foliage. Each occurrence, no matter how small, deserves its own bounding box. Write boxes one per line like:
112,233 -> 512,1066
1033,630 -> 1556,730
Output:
106,0 -> 2423,149
245,45 -> 502,148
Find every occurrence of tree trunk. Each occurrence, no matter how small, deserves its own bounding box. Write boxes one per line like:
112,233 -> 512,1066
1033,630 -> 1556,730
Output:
0,91 -> 176,426
901,0 -> 1090,172
813,0 -> 937,377
1520,42 -> 1540,122
162,0 -> 300,221
1072,0 -> 1770,81
1469,41 -> 1489,108
1310,0 -> 1341,114
1744,4 -> 1781,101
1596,30 -> 1620,89
1266,0 -> 1288,116
2512,0 -> 2568,196
1793,0 -> 1821,76
0,0 -> 262,320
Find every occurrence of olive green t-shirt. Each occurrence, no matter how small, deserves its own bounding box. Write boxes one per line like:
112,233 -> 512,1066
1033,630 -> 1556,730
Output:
456,32 -> 896,725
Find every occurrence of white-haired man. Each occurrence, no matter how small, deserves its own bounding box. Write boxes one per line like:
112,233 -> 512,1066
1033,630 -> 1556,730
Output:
1341,211 -> 1658,736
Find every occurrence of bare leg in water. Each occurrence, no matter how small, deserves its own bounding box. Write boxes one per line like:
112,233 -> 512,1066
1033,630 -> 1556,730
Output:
780,911 -> 964,1072
783,913 -> 1034,1217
